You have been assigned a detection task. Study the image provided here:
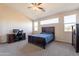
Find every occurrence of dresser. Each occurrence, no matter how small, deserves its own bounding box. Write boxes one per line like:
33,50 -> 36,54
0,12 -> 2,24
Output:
72,24 -> 79,52
7,34 -> 15,43
7,33 -> 26,43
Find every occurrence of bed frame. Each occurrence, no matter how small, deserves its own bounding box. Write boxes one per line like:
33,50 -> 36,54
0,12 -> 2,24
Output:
28,27 -> 55,49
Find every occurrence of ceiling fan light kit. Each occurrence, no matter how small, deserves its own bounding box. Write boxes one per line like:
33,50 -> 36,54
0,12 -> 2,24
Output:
28,3 -> 45,12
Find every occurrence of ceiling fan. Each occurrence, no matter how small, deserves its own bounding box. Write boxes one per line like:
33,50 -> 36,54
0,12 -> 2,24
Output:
28,3 -> 45,12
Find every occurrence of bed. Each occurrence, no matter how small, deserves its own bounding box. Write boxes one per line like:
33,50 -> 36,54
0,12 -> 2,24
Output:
28,27 -> 55,49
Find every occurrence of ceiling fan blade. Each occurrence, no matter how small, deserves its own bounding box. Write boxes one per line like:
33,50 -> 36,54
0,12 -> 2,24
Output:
32,3 -> 42,6
35,3 -> 37,5
38,3 -> 42,5
32,3 -> 36,5
28,7 -> 31,8
38,7 -> 45,12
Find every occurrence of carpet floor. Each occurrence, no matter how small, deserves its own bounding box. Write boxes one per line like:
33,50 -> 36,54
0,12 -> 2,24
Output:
0,40 -> 79,56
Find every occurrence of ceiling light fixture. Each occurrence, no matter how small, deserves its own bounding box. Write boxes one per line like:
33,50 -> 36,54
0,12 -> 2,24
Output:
28,3 -> 45,12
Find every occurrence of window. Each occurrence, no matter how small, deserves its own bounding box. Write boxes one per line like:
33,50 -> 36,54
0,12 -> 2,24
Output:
34,21 -> 38,31
40,18 -> 59,25
64,14 -> 76,32
64,23 -> 75,31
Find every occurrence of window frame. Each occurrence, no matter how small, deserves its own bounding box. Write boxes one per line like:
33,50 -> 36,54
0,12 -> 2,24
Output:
34,21 -> 38,31
64,14 -> 76,32
40,18 -> 59,25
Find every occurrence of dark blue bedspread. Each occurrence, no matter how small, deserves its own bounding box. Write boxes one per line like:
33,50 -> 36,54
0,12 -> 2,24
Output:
31,33 -> 54,43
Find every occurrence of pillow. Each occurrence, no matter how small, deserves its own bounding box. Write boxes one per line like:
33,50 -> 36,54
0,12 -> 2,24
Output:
40,32 -> 52,34
40,32 -> 46,34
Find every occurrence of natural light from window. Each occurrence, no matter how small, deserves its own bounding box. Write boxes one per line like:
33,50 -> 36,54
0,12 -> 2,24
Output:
64,14 -> 76,32
40,18 -> 59,25
34,21 -> 38,31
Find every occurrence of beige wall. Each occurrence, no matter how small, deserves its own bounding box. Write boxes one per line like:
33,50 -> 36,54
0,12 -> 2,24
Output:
0,5 -> 32,43
33,9 -> 79,43
1,4 -> 79,44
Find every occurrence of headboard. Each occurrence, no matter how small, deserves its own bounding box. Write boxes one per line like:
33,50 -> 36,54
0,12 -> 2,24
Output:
42,27 -> 55,34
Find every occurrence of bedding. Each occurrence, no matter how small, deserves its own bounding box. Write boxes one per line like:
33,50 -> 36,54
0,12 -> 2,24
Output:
28,27 -> 55,49
31,33 -> 54,43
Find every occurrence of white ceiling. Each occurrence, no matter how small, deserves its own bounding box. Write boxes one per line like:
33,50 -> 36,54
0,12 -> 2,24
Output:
4,3 -> 79,20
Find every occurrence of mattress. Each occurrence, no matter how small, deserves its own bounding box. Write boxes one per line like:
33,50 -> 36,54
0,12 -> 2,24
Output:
31,33 -> 54,43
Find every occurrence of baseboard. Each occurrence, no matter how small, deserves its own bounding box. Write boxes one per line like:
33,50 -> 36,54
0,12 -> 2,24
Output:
55,40 -> 72,44
0,42 -> 7,44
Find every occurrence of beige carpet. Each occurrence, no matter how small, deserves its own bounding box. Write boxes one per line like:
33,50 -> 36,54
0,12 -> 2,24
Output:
0,40 -> 79,56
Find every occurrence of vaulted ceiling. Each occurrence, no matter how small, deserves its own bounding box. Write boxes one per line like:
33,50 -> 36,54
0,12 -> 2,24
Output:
3,3 -> 79,20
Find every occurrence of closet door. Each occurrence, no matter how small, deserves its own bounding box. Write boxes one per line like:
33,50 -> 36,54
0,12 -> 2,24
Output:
76,24 -> 79,52
72,25 -> 76,48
